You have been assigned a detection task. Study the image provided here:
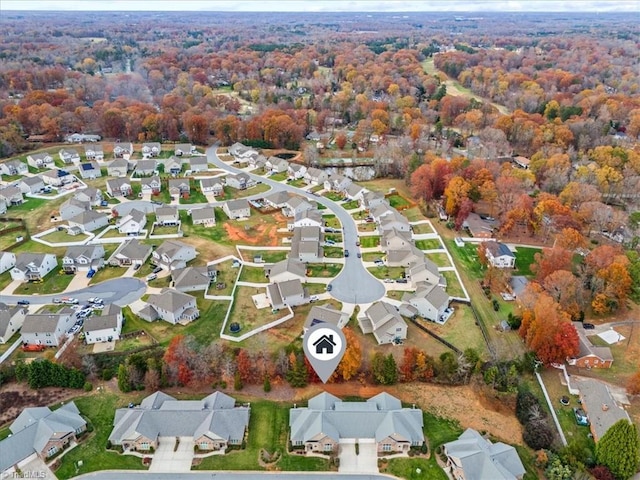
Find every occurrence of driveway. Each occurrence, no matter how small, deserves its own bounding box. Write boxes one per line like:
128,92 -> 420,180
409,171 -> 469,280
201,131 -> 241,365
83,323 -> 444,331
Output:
338,439 -> 378,474
207,146 -> 385,304
17,455 -> 57,479
149,436 -> 194,473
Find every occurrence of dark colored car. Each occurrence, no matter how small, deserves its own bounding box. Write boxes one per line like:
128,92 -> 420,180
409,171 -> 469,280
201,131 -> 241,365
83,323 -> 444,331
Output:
344,250 -> 349,257
326,284 -> 333,292
357,252 -> 362,258
17,300 -> 30,305
583,323 -> 595,330
152,266 -> 163,274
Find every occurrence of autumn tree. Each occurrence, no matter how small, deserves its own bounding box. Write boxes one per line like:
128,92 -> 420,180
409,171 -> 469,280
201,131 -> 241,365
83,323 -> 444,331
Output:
335,327 -> 361,381
443,176 -> 471,217
531,246 -> 573,283
627,371 -> 640,396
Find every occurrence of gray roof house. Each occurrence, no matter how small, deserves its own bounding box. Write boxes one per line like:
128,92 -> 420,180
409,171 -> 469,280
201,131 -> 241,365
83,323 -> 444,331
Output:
164,156 -> 183,175
106,177 -> 132,197
59,148 -> 81,164
187,157 -> 208,172
267,258 -> 306,283
290,208 -> 323,230
27,152 -> 54,169
68,210 -> 109,233
223,199 -> 250,219
403,283 -> 451,324
266,156 -> 289,173
60,197 -> 90,221
0,402 -> 86,475
106,158 -> 130,177
168,178 -> 190,196
40,169 -> 75,187
484,241 -> 516,268
171,266 -> 215,293
0,303 -> 27,344
140,175 -> 162,195
266,279 -> 307,310
290,226 -> 323,263
78,161 -> 102,179
174,143 -> 195,156
289,392 -> 424,455
288,163 -> 307,179
116,208 -> 147,235
191,207 -> 216,227
134,159 -> 158,177
378,210 -> 411,233
21,309 -> 75,347
138,288 -> 200,325
344,183 -> 365,200
359,301 -> 407,345
142,142 -> 162,158
386,245 -> 424,268
0,159 -> 28,176
62,244 -> 105,273
152,240 -> 196,270
17,176 -> 45,195
264,190 -> 293,209
229,142 -> 258,159
74,187 -> 103,206
0,185 -> 24,206
155,205 -> 179,226
303,167 -> 328,186
84,304 -> 123,345
408,258 -> 442,288
84,143 -> 104,161
113,142 -> 134,158
324,173 -> 352,193
0,251 -> 16,274
11,253 -> 57,282
304,304 -> 349,332
108,238 -> 152,266
200,177 -> 224,196
361,191 -> 386,209
380,228 -> 412,254
225,172 -> 251,190
443,428 -> 526,480
108,391 -> 250,453
283,197 -> 314,218
66,133 -> 101,143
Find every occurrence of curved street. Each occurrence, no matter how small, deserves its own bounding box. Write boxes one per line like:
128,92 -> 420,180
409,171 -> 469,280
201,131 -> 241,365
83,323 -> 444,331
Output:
75,471 -> 398,480
0,277 -> 147,308
207,146 -> 385,304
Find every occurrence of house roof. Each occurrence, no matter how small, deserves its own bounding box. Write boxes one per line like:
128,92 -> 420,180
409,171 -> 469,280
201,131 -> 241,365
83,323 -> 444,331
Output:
135,159 -> 157,171
61,196 -> 90,213
485,241 -> 515,258
226,199 -> 249,212
21,312 -> 71,334
294,208 -> 322,224
113,239 -> 151,261
267,283 -> 283,307
386,246 -> 423,265
365,301 -> 405,331
286,196 -> 312,210
200,177 -> 224,188
155,205 -> 178,218
119,208 -> 146,225
443,428 -> 526,480
574,378 -> 631,441
64,244 -> 104,261
147,288 -> 195,314
575,328 -> 613,362
171,266 -> 211,289
69,209 -> 107,227
304,304 -> 346,330
269,258 -> 306,280
408,258 -> 440,281
107,177 -> 131,191
0,303 -> 25,337
75,187 -> 100,201
108,158 -> 129,169
278,279 -> 304,298
264,190 -> 293,206
84,313 -> 119,332
155,239 -> 192,260
175,143 -> 193,154
191,207 -> 215,222
14,253 -> 56,273
20,176 -> 44,187
290,392 -> 424,445
141,175 -> 161,187
168,178 -> 190,189
189,157 -> 208,167
80,161 -> 99,171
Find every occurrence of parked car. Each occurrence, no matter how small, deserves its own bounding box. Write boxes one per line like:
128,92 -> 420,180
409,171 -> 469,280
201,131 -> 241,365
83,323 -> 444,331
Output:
17,300 -> 30,305
344,250 -> 349,257
374,259 -> 385,266
395,278 -> 408,284
52,298 -> 61,304
573,408 -> 590,426
152,266 -> 163,274
383,278 -> 394,283
357,252 -> 362,258
146,274 -> 157,281
355,239 -> 361,246
86,269 -> 96,278
365,217 -> 374,223
326,284 -> 333,292
133,263 -> 142,270
583,323 -> 595,330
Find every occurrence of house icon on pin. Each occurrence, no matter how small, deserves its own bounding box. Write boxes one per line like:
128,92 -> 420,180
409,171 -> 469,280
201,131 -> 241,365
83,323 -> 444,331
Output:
313,334 -> 336,355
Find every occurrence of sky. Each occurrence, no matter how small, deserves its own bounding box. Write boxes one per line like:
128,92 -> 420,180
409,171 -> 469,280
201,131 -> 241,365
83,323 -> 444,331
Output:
2,0 -> 639,12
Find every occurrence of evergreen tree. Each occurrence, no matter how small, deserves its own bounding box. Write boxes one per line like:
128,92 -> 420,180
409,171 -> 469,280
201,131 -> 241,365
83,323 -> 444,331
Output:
371,352 -> 386,385
117,363 -> 131,393
596,420 -> 640,480
382,354 -> 398,385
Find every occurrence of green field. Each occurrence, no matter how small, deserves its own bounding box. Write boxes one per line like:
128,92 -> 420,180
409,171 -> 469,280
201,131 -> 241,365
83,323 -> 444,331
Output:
442,270 -> 466,298
367,265 -> 405,280
323,246 -> 344,258
40,229 -> 91,244
239,265 -> 269,283
415,239 -> 442,250
387,194 -> 412,210
513,247 -> 540,277
306,263 -> 343,278
425,252 -> 452,268
342,200 -> 359,210
411,223 -> 434,234
359,236 -> 380,248
239,249 -> 289,264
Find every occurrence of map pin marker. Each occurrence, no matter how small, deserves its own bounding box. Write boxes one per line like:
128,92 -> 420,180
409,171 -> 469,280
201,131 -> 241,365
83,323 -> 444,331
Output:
303,322 -> 347,384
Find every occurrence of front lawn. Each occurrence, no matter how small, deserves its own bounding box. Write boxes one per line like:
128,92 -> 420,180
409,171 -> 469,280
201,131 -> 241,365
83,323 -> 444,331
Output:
270,172 -> 288,182
322,191 -> 344,202
323,246 -> 344,259
415,239 -> 442,250
13,270 -> 75,295
359,236 -> 380,248
306,263 -> 343,278
229,182 -> 271,199
342,200 -> 359,210
179,187 -> 208,204
358,222 -> 377,232
513,247 -> 540,277
304,283 -> 329,295
288,179 -> 306,188
323,215 -> 341,229
55,393 -> 148,479
89,265 -> 125,285
367,265 -> 405,280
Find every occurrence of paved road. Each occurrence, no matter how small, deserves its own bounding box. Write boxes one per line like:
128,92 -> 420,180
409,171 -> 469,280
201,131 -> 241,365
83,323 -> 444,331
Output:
0,277 -> 146,308
75,471 -> 398,480
207,146 -> 385,304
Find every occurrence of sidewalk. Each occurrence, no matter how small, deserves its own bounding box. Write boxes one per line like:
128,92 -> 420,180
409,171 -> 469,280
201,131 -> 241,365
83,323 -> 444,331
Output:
0,279 -> 21,295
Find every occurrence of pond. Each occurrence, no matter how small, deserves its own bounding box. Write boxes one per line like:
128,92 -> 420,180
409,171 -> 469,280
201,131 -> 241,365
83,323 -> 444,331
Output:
275,153 -> 296,160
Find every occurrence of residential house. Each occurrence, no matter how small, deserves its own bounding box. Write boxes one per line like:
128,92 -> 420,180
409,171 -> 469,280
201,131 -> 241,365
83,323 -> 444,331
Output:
18,175 -> 44,195
140,176 -> 162,195
225,172 -> 251,190
152,239 -> 196,270
304,304 -> 349,332
134,159 -> 157,177
116,208 -> 147,235
74,187 -> 103,206
0,159 -> 28,176
290,226 -> 323,263
191,207 -> 216,227
108,391 -> 249,453
568,327 -> 614,369
573,377 -> 632,442
288,163 -> 307,180
264,190 -> 293,209
229,142 -> 258,159
462,212 -> 495,239
403,283 -> 450,324
26,152 -> 54,169
163,156 -> 182,176
138,288 -> 199,324
62,245 -> 105,273
380,228 -> 412,254
108,239 -> 152,267
187,157 -> 208,172
113,142 -> 133,159
83,304 -> 123,344
155,205 -> 179,226
289,209 -> 323,230
0,251 -> 17,274
141,142 -> 162,158
386,245 -> 424,267
266,258 -> 306,283
168,178 -> 190,197
223,199 -> 250,219
0,186 -> 24,206
200,177 -> 224,196
66,132 -> 101,142
407,258 -> 442,287
303,167 -> 328,186
60,197 -> 90,221
289,392 -> 424,454
174,143 -> 195,156
68,210 -> 109,233
251,154 -> 267,169
171,266 -> 216,293
11,253 -> 57,282
484,241 -> 516,268
359,301 -> 407,345
106,158 -> 130,177
443,429 -> 526,480
369,202 -> 395,222
513,155 -> 530,169
344,183 -> 365,201
0,402 -> 86,475
84,144 -> 104,161
0,303 -> 26,344
106,178 -> 133,197
266,279 -> 306,309
78,161 -> 102,179
0,199 -> 5,215
361,191 -> 386,210
378,211 -> 411,233
58,148 -> 80,164
323,173 -> 352,193
283,197 -> 314,218
266,156 -> 289,173
20,309 -> 75,347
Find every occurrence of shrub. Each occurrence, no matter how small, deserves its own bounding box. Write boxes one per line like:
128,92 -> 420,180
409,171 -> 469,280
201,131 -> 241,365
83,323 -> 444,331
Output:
523,420 -> 554,450
263,375 -> 271,392
589,465 -> 615,480
101,368 -> 114,381
516,390 -> 544,425
492,299 -> 500,311
106,440 -> 113,450
83,382 -> 93,392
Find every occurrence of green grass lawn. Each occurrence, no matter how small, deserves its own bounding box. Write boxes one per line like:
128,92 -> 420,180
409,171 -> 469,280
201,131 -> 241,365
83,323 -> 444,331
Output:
230,183 -> 271,199
0,271 -> 13,291
403,207 -> 426,222
513,247 -> 540,277
342,200 -> 359,210
206,259 -> 240,297
359,236 -> 380,248
0,227 -> 28,250
179,187 -> 208,204
352,210 -> 368,220
323,191 -> 344,202
195,399 -> 328,471
415,239 -> 442,250
151,225 -> 180,236
289,179 -> 306,188
387,194 -> 412,210
323,215 -> 341,229
323,246 -> 344,259
239,249 -> 289,264
442,270 -> 465,298
367,265 -> 405,280
304,283 -> 328,295
4,196 -> 49,215
362,252 -> 384,262
0,332 -> 20,356
425,252 -> 451,268
358,222 -> 377,232
182,209 -> 233,246
306,263 -> 343,278
182,298 -> 230,345
411,223 -> 434,234
226,286 -> 285,336
325,233 -> 343,243
270,172 -> 288,182
239,265 -> 268,283
55,393 -> 148,479
89,265 -> 125,285
40,229 -> 91,244
426,304 -> 489,357
445,240 -> 483,279
13,270 -> 75,295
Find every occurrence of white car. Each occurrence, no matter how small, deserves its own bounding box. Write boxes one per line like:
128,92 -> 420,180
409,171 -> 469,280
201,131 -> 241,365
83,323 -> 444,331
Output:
383,278 -> 394,283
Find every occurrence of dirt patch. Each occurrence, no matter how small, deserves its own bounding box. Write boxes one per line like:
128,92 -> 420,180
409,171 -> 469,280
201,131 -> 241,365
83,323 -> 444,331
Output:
181,235 -> 235,260
0,383 -> 85,427
224,213 -> 286,246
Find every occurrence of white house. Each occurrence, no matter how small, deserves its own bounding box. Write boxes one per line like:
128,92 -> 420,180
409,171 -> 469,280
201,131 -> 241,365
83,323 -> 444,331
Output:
303,167 -> 328,185
117,208 -> 147,235
403,283 -> 450,324
84,144 -> 104,161
17,176 -> 45,195
0,159 -> 28,176
59,148 -> 81,164
304,304 -> 349,332
174,143 -> 195,156
0,186 -> 24,206
60,197 -> 90,220
74,187 -> 103,206
84,304 -> 123,344
62,245 -> 105,273
191,207 -> 216,227
26,152 -> 54,169
138,288 -> 200,325
20,310 -> 75,347
359,301 -> 407,345
107,159 -> 129,177
142,142 -> 162,158
108,239 -> 152,267
152,240 -> 196,270
200,178 -> 224,196
223,199 -> 250,219
267,258 -> 307,283
288,163 -> 307,179
225,173 -> 251,190
0,303 -> 27,344
113,142 -> 134,159
266,279 -> 307,310
155,205 -> 179,226
106,178 -> 132,197
289,209 -> 323,230
78,161 -> 102,179
11,253 -> 57,282
484,241 -> 516,268
140,176 -> 162,195
266,156 -> 289,173
68,210 -> 109,233
134,159 -> 157,177
0,251 -> 17,274
40,169 -> 74,187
